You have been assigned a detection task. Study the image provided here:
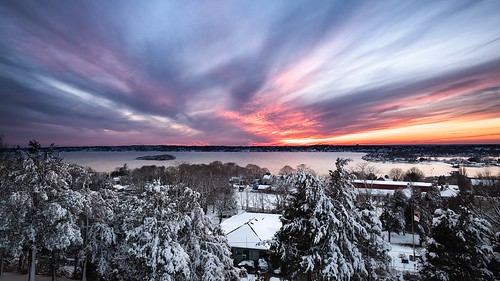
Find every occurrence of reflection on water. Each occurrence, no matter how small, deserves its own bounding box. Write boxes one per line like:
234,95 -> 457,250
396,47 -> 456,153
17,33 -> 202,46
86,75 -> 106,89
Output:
61,151 -> 499,177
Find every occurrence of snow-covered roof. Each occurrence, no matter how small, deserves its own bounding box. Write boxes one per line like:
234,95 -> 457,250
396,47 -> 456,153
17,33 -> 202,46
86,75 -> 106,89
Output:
252,184 -> 270,190
113,184 -> 126,190
355,185 -> 459,198
220,212 -> 281,250
352,179 -> 432,187
355,188 -> 403,197
471,178 -> 498,186
439,185 -> 459,197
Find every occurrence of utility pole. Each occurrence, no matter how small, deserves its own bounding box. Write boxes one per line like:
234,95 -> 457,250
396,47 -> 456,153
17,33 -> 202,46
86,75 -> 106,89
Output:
412,205 -> 415,260
412,206 -> 420,271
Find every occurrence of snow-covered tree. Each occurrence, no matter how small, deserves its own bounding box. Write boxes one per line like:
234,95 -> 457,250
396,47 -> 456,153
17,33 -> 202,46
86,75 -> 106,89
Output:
421,207 -> 496,281
356,199 -> 392,280
489,232 -> 500,278
0,138 -> 14,277
0,195 -> 21,277
272,159 -> 390,280
177,187 -> 238,281
0,204 -> 8,277
114,183 -> 237,281
380,189 -> 408,242
272,172 -> 343,280
5,142 -> 83,281
113,184 -> 189,280
328,159 -> 391,280
0,142 -> 22,262
78,186 -> 118,281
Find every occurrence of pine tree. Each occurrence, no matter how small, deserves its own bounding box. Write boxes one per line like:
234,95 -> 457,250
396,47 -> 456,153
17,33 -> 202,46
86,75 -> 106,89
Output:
272,172 -> 344,280
357,199 -> 392,280
421,207 -> 496,281
0,139 -> 16,277
177,187 -> 238,280
5,142 -> 83,281
328,159 -> 391,280
114,184 -> 190,280
380,189 -> 408,242
78,186 -> 118,281
114,183 -> 237,281
272,159 -> 390,280
411,185 -> 443,245
489,232 -> 500,279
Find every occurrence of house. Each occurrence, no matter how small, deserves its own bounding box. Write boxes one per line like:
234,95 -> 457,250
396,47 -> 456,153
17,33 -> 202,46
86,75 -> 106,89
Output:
251,183 -> 271,192
352,179 -> 434,192
262,173 -> 273,185
471,178 -> 499,187
352,179 -> 459,204
230,177 -> 247,191
220,212 -> 281,268
438,185 -> 459,197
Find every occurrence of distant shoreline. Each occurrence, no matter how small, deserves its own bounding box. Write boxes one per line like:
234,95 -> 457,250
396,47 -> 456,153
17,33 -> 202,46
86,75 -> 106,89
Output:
3,143 -> 497,153
2,144 -> 499,159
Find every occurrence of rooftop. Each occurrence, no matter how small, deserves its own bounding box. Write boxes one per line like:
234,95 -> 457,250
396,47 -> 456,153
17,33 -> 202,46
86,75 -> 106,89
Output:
220,212 -> 282,250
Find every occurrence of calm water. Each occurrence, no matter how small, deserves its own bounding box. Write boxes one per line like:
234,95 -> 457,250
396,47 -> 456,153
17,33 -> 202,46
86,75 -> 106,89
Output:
61,151 -> 499,177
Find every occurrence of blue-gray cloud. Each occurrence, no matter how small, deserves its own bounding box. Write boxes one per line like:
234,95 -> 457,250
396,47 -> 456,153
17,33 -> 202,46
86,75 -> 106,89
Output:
0,0 -> 499,145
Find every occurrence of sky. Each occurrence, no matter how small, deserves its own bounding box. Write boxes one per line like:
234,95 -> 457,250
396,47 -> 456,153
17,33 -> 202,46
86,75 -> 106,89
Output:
1,0 -> 500,146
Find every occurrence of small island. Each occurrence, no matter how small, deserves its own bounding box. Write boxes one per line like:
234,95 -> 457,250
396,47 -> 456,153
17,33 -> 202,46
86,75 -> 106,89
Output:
135,154 -> 176,161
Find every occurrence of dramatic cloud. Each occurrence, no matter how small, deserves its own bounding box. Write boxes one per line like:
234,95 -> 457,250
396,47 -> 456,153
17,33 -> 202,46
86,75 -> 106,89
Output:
0,0 -> 499,146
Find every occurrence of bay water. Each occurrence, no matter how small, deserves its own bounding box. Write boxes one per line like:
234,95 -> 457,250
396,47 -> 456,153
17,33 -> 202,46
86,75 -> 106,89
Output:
61,151 -> 499,178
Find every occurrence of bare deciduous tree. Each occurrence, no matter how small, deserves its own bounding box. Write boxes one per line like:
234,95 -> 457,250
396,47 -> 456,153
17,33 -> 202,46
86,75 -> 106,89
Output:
388,168 -> 404,181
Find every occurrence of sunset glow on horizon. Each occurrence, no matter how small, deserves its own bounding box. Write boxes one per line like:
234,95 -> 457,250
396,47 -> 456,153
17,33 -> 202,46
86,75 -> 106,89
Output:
1,1 -> 499,146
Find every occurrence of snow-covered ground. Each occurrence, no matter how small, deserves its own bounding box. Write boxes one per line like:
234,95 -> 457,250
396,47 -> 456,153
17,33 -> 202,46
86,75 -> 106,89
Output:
213,185 -> 425,279
0,273 -> 73,281
205,185 -> 280,225
240,275 -> 284,281
235,187 -> 279,212
386,232 -> 423,273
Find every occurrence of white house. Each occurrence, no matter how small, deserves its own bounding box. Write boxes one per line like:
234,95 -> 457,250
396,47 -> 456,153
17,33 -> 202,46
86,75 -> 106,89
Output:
220,212 -> 281,266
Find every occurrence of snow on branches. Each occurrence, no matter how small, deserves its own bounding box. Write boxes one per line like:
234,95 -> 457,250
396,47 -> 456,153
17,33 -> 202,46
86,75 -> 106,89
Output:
272,159 -> 391,280
421,207 -> 497,281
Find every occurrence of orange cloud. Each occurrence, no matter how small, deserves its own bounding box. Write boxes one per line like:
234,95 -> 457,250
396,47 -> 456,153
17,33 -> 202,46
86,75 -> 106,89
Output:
218,103 -> 320,141
218,65 -> 500,146
280,117 -> 500,145
217,52 -> 328,144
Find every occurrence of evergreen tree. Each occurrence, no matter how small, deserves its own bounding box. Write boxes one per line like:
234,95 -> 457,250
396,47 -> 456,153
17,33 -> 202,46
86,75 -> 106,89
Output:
5,142 -> 83,281
357,200 -> 392,280
177,187 -> 238,281
489,232 -> 500,278
411,185 -> 443,245
329,159 -> 391,280
0,138 -> 14,277
79,186 -> 118,281
380,189 -> 408,242
421,207 -> 496,281
114,184 -> 190,280
272,159 -> 390,280
114,183 -> 237,281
